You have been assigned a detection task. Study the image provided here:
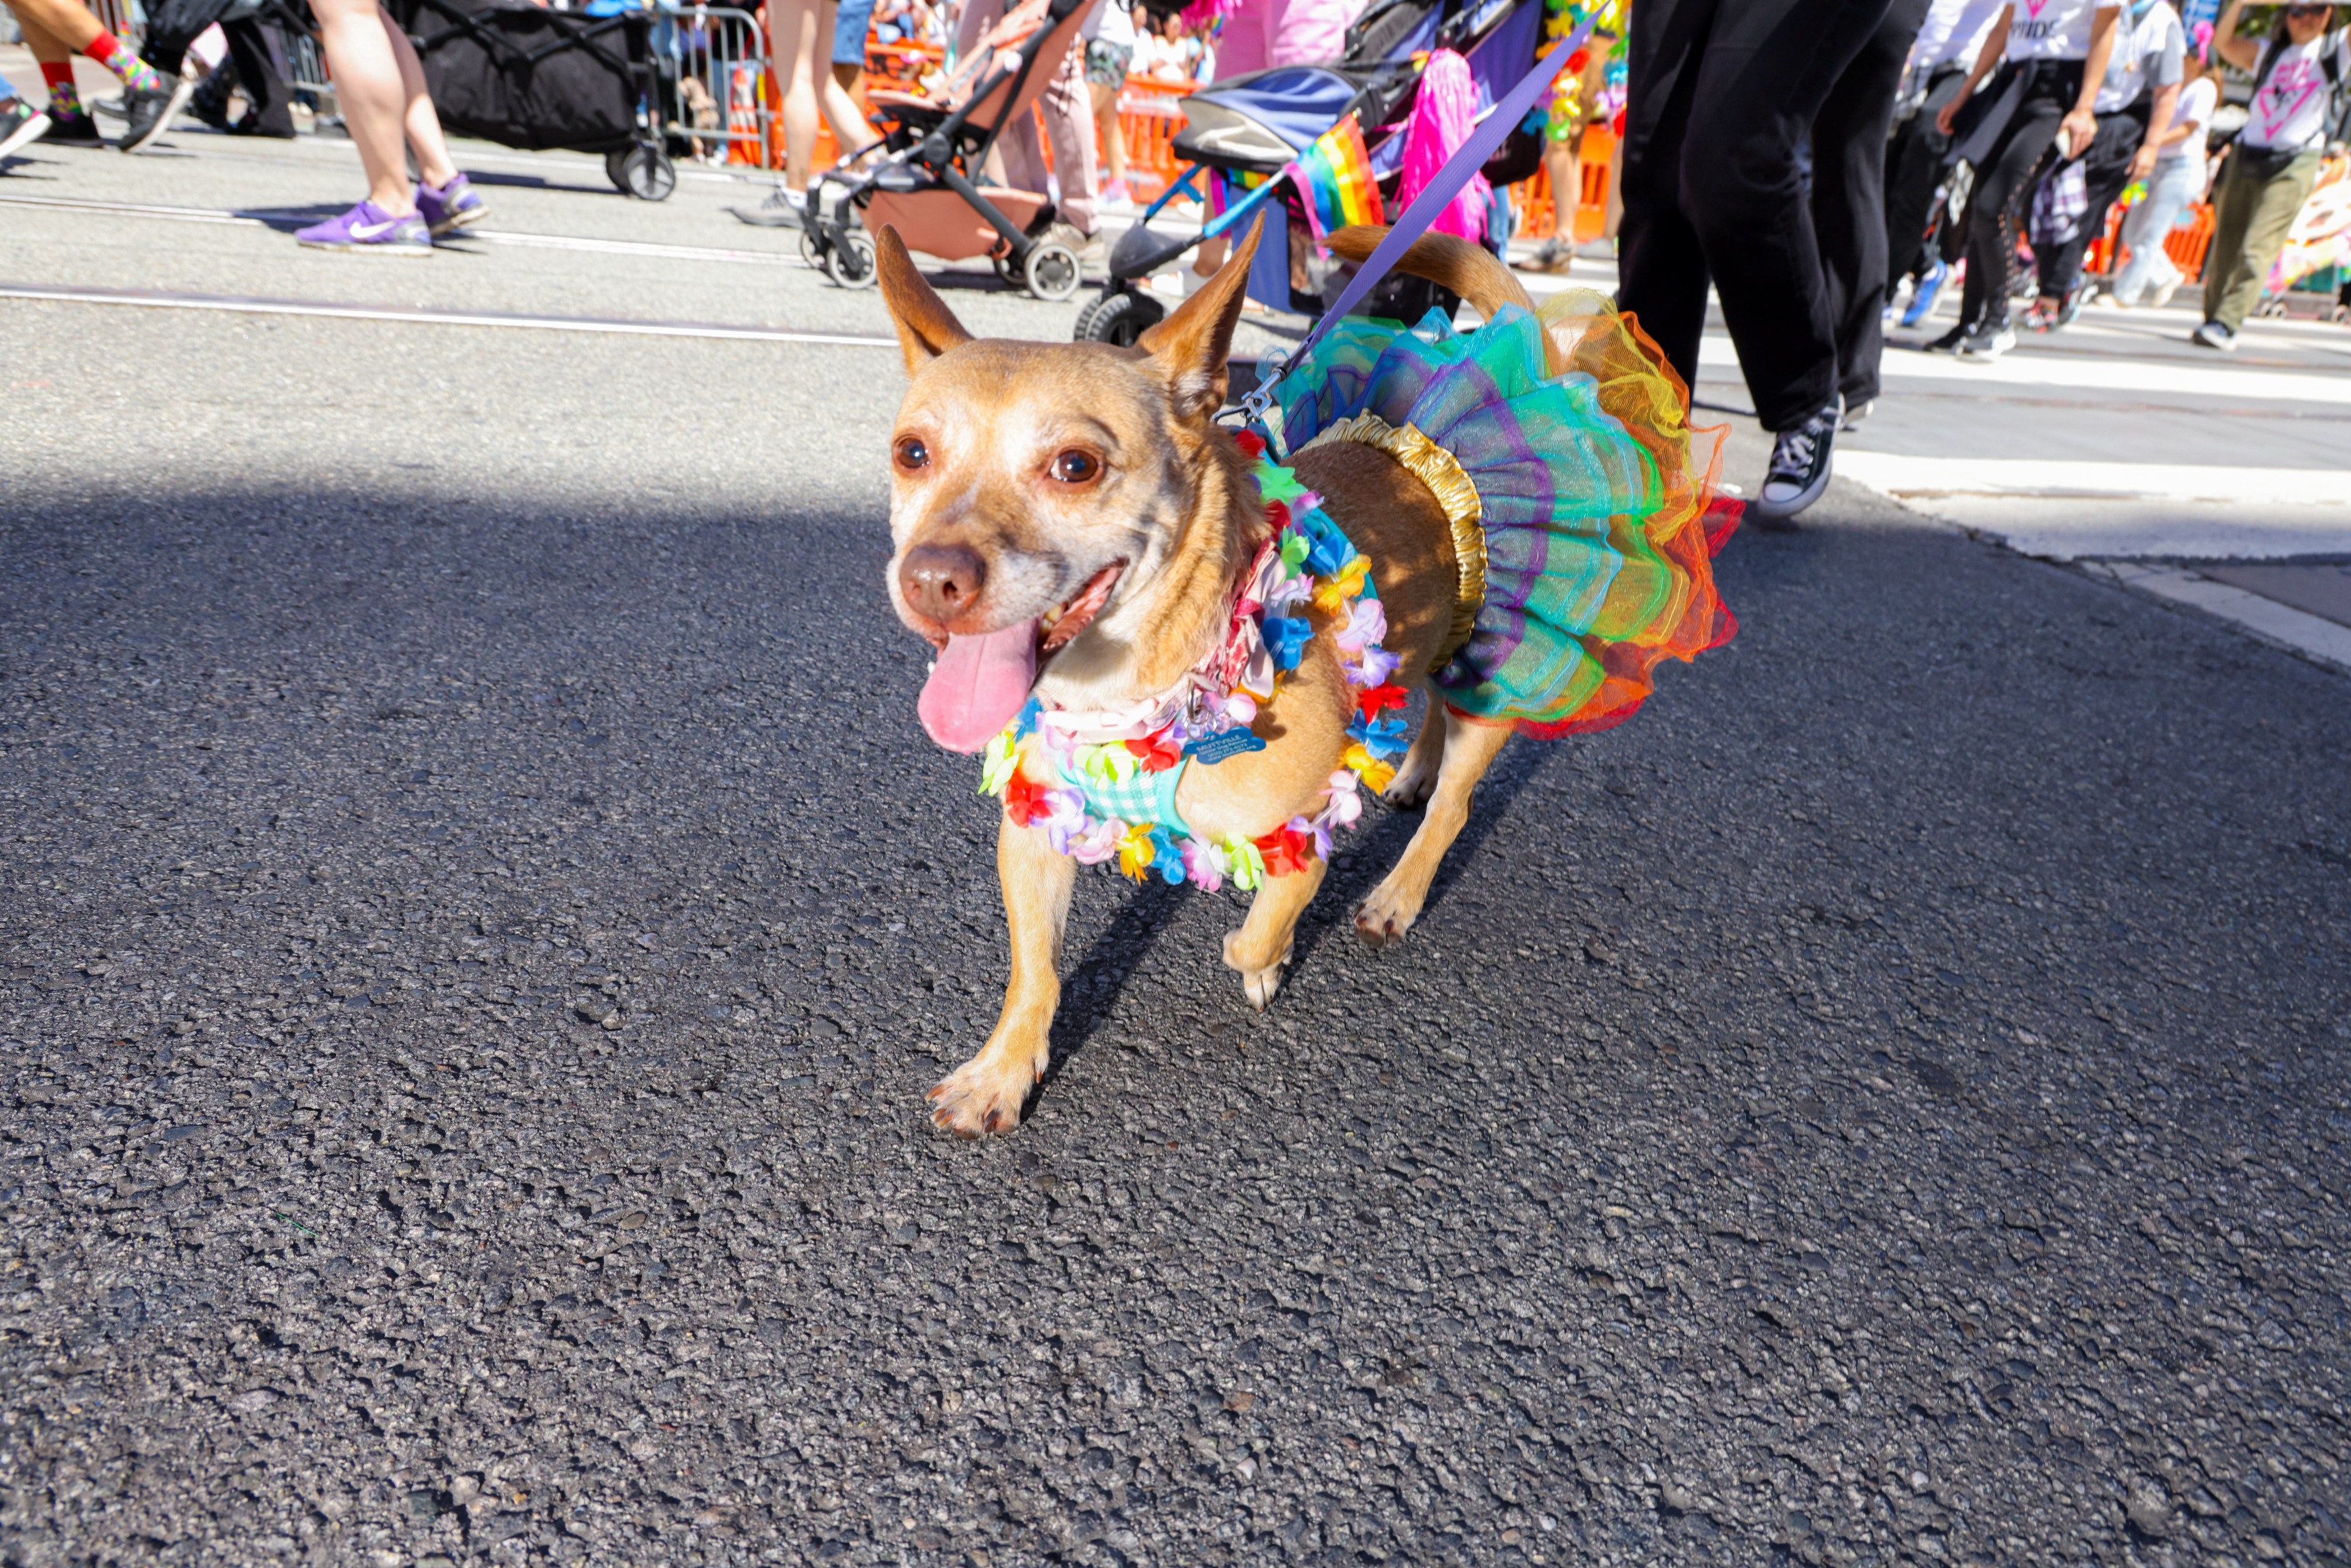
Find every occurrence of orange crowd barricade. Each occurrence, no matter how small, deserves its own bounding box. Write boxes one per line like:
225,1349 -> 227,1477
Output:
1116,77 -> 1189,201
1508,124 -> 1615,243
2087,198 -> 2216,283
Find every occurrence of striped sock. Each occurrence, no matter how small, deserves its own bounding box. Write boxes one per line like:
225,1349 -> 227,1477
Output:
84,31 -> 165,94
40,62 -> 83,119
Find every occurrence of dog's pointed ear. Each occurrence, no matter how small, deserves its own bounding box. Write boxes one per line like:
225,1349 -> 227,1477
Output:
876,225 -> 973,372
1136,215 -> 1264,422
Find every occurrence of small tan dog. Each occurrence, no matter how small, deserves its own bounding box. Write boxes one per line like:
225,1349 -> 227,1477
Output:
877,219 -> 1714,1136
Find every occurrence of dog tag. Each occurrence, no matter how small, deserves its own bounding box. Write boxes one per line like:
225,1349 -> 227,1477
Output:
1185,729 -> 1267,765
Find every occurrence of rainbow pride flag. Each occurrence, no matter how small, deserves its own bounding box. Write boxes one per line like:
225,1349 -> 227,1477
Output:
1284,113 -> 1382,241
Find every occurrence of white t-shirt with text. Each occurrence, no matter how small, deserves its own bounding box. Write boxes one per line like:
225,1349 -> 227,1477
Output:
2241,27 -> 2351,151
2007,0 -> 2121,62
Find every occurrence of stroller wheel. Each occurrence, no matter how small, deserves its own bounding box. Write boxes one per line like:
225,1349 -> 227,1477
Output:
799,227 -> 825,271
1024,241 -> 1082,304
993,250 -> 1021,287
604,148 -> 631,195
1071,285 -> 1166,347
823,228 -> 878,290
617,144 -> 677,202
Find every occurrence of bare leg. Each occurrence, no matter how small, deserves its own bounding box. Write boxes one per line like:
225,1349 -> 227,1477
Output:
1355,710 -> 1513,948
774,0 -> 828,192
311,0 -> 425,212
1223,856 -> 1328,1010
1544,137 -> 1579,255
1091,77 -> 1127,187
8,0 -> 103,56
382,6 -> 457,189
930,821 -> 1074,1136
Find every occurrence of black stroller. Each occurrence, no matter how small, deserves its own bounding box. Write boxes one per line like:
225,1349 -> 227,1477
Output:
385,0 -> 676,200
1075,0 -> 1543,343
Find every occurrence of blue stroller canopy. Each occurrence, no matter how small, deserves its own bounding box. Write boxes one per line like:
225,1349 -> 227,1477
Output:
1172,66 -> 1377,169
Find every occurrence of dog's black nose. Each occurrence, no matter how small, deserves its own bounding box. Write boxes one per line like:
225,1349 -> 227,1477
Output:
899,543 -> 988,625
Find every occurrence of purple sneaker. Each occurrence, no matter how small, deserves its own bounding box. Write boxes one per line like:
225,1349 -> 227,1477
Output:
415,172 -> 486,235
294,200 -> 431,256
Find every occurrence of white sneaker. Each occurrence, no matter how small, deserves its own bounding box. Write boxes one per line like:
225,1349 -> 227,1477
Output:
1957,324 -> 2015,362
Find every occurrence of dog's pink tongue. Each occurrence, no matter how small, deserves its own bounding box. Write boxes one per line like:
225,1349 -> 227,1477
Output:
918,621 -> 1039,752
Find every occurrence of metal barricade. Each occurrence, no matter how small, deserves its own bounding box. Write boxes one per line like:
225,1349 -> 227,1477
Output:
651,2 -> 773,167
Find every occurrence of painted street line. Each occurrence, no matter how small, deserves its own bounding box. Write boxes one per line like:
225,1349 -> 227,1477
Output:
0,282 -> 894,347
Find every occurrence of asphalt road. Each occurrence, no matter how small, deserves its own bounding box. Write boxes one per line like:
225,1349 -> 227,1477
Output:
5,128 -> 2351,1568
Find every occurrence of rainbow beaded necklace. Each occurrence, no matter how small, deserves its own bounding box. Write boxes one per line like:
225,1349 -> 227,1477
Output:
978,435 -> 1409,891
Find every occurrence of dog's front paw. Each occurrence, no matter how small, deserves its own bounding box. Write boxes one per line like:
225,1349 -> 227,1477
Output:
1382,758 -> 1438,809
1354,880 -> 1423,948
1222,931 -> 1292,1010
928,1048 -> 1043,1138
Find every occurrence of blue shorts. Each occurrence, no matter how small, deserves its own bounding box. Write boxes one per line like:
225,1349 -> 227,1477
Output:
833,0 -> 875,65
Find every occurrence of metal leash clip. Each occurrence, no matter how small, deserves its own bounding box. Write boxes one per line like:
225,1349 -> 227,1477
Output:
1232,347 -> 1291,454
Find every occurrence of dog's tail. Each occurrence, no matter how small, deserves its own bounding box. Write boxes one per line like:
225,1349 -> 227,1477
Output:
1321,226 -> 1558,375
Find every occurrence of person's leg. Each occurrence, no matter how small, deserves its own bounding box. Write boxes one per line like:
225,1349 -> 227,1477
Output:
2035,107 -> 2140,303
776,0 -> 826,192
310,0 -> 426,212
2110,155 -> 2192,302
1884,63 -> 1962,289
378,4 -> 458,187
1674,0 -> 1898,431
1812,0 -> 1925,408
13,3 -> 89,125
1959,73 -> 2066,336
1037,44 -> 1096,233
1613,0 -> 1718,392
2211,152 -> 2323,333
816,1 -> 868,156
222,15 -> 294,135
2200,155 -> 2257,326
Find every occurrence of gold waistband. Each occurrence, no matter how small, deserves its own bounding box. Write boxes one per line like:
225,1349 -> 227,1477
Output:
1300,411 -> 1485,672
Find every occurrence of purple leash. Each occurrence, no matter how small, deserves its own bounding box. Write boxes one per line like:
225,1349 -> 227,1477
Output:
1238,13 -> 1602,448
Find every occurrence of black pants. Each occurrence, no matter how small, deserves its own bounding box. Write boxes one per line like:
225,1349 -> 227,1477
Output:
2034,96 -> 2150,298
1954,59 -> 2083,334
1883,62 -> 1967,288
1616,0 -> 1927,429
223,17 -> 297,136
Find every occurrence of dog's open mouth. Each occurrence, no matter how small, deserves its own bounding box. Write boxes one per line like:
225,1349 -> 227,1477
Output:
1038,561 -> 1124,655
917,561 -> 1126,754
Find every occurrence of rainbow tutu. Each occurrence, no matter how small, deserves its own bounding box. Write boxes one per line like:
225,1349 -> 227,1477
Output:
1271,289 -> 1736,737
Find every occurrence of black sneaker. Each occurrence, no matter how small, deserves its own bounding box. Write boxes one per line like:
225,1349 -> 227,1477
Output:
1752,397 -> 1842,525
1921,322 -> 1970,353
119,75 -> 196,153
40,110 -> 105,146
0,99 -> 51,159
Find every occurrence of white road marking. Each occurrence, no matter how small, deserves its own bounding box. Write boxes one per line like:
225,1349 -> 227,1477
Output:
2087,560 -> 2351,672
1837,454 -> 2350,505
0,192 -> 812,268
1703,334 -> 2351,405
0,282 -> 894,346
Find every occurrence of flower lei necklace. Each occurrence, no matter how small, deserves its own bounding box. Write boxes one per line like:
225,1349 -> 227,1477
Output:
978,432 -> 1409,891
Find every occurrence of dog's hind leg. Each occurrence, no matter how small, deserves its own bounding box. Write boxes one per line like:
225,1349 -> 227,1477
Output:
930,821 -> 1074,1137
1355,708 -> 1514,948
1381,681 -> 1446,809
1223,856 -> 1329,1010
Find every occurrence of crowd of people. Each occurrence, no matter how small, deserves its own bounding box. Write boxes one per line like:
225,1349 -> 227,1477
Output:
4,0 -> 2343,483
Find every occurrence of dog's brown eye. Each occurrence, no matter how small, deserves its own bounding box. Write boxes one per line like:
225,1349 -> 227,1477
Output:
1049,449 -> 1100,484
894,436 -> 930,471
